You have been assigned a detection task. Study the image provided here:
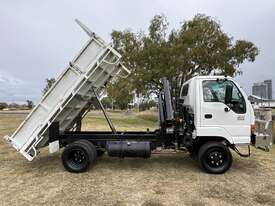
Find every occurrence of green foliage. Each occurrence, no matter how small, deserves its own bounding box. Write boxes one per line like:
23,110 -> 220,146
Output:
110,13 -> 259,95
101,97 -> 113,109
107,80 -> 133,110
138,100 -> 157,111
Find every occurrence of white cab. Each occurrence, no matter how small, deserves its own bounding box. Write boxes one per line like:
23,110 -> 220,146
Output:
181,76 -> 255,145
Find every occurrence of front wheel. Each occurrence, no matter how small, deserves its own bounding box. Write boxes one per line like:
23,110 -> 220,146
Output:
198,141 -> 232,174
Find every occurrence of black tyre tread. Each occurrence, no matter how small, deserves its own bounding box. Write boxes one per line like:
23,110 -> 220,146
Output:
76,140 -> 97,162
198,141 -> 232,174
62,140 -> 97,173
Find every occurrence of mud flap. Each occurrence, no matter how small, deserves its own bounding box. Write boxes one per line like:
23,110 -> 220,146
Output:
49,140 -> 60,154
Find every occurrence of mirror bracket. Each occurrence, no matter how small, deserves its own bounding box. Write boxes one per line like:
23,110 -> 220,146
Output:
224,107 -> 231,112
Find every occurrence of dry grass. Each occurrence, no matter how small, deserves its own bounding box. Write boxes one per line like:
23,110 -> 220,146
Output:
81,110 -> 158,132
136,110 -> 159,122
272,110 -> 275,143
0,111 -> 275,206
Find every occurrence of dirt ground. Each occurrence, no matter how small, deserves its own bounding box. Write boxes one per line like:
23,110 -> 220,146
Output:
0,111 -> 275,206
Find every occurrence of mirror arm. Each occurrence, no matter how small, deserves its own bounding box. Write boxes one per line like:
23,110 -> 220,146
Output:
224,106 -> 231,112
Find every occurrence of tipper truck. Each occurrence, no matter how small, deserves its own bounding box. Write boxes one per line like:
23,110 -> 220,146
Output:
4,20 -> 272,174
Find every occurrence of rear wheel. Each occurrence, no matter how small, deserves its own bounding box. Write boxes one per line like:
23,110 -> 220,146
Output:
198,141 -> 232,174
62,140 -> 97,173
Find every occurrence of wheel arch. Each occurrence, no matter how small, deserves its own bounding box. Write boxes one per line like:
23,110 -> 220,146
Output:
194,136 -> 232,148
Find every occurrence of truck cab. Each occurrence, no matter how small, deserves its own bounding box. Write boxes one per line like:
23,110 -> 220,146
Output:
180,76 -> 255,146
177,76 -> 256,173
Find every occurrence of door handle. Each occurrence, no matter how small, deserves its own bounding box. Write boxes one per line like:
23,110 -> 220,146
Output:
204,114 -> 212,119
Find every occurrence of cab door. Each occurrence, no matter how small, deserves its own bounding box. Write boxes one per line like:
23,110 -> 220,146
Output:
199,79 -> 251,144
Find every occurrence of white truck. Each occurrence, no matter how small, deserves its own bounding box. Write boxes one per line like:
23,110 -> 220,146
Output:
4,20 -> 271,174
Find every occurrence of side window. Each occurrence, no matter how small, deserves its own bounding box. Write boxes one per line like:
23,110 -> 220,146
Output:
180,84 -> 189,97
202,80 -> 246,114
202,81 -> 226,102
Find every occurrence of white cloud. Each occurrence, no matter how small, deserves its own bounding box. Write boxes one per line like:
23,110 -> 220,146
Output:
0,72 -> 40,103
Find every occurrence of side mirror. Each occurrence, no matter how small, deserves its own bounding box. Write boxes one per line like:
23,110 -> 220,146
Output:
224,84 -> 233,105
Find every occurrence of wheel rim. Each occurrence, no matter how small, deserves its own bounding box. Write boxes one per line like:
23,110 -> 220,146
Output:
67,148 -> 88,169
206,150 -> 226,168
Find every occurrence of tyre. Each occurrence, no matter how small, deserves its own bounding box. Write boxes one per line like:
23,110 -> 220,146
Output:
79,140 -> 97,163
198,141 -> 232,174
62,140 -> 97,173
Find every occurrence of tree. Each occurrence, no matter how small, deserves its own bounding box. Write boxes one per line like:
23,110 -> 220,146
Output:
170,14 -> 259,82
26,100 -> 34,109
107,80 -> 133,110
0,102 -> 8,110
139,100 -> 157,111
8,103 -> 20,109
111,14 -> 259,95
42,78 -> 56,95
101,97 -> 113,109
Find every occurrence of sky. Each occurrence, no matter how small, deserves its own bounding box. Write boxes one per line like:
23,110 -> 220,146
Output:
0,0 -> 275,103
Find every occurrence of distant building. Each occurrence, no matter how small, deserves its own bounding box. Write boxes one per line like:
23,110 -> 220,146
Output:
264,80 -> 272,100
252,80 -> 272,100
